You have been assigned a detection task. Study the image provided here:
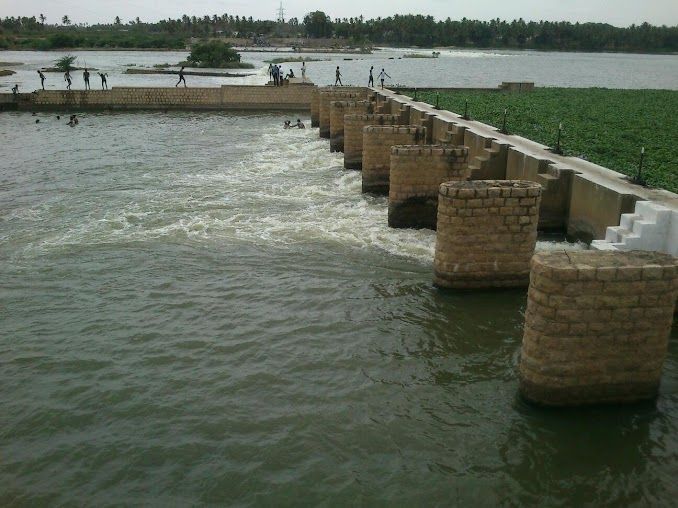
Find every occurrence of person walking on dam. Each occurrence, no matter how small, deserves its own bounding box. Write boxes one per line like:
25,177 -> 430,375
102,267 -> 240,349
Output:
98,72 -> 108,90
335,66 -> 343,86
368,66 -> 374,87
37,70 -> 45,90
176,66 -> 187,88
83,68 -> 90,90
64,70 -> 72,90
301,60 -> 306,82
378,68 -> 391,89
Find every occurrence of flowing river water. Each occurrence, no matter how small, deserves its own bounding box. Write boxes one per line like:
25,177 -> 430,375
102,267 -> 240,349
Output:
1,111 -> 677,505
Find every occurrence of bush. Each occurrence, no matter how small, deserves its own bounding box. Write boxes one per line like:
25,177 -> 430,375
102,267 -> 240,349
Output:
55,55 -> 77,72
186,40 -> 249,68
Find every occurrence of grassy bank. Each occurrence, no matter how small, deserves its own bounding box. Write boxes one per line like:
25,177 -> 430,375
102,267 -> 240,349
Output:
410,88 -> 677,193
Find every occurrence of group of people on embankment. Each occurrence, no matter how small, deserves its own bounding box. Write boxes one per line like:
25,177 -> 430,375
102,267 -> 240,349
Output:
18,60 -> 392,92
33,68 -> 108,91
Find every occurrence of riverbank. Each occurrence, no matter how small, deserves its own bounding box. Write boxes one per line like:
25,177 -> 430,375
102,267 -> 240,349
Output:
409,88 -> 678,193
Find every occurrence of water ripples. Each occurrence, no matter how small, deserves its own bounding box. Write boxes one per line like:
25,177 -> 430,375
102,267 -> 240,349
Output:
0,111 -> 676,506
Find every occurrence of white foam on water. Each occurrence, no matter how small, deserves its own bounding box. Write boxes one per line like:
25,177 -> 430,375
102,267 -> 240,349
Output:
17,114 -> 583,265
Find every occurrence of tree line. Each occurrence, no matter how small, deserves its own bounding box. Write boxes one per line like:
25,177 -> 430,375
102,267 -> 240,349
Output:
1,12 -> 676,53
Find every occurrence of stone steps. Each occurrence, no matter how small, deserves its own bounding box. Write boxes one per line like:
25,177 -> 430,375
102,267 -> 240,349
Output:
591,200 -> 678,256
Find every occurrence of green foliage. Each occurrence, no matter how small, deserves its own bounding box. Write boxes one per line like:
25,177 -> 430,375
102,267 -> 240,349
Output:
303,11 -> 333,38
1,14 -> 676,52
54,54 -> 76,72
186,40 -> 251,68
411,88 -> 678,193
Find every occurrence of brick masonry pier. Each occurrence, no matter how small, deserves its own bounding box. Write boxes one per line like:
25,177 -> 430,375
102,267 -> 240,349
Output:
329,100 -> 375,153
343,114 -> 402,170
361,126 -> 426,195
519,250 -> 678,406
434,180 -> 542,289
388,145 -> 470,230
318,89 -> 366,138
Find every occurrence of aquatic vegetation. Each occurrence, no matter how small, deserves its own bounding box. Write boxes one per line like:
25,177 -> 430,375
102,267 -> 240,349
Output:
264,56 -> 328,64
412,88 -> 678,192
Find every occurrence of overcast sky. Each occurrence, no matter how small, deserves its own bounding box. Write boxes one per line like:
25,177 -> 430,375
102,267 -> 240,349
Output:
2,0 -> 677,27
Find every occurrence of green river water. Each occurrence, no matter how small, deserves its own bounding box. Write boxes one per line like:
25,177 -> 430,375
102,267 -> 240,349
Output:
1,111 -> 676,506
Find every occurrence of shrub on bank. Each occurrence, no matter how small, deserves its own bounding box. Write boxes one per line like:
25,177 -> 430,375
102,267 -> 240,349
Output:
186,40 -> 254,69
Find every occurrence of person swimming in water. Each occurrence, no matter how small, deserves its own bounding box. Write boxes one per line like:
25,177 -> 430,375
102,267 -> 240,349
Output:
176,66 -> 186,88
295,119 -> 305,129
64,70 -> 72,90
37,70 -> 46,90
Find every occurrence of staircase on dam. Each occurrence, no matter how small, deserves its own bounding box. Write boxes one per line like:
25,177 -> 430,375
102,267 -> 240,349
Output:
591,201 -> 678,256
466,138 -> 511,181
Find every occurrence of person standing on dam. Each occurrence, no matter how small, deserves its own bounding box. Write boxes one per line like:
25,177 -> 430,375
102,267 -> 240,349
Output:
368,66 -> 374,87
335,66 -> 343,86
271,64 -> 279,86
301,60 -> 306,82
176,66 -> 187,88
83,68 -> 90,90
37,70 -> 46,90
98,72 -> 108,90
64,70 -> 72,90
378,68 -> 391,89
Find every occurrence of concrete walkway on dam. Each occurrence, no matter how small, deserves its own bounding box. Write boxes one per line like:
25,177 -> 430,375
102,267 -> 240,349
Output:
375,88 -> 677,210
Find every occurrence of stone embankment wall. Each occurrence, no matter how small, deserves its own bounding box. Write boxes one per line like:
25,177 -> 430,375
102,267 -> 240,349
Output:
329,100 -> 375,152
388,146 -> 469,229
434,180 -> 541,289
318,88 -> 367,138
361,126 -> 426,195
519,250 -> 678,406
14,85 -> 316,111
343,114 -> 402,170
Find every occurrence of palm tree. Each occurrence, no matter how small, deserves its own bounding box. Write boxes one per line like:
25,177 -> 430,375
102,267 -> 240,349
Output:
39,13 -> 46,25
62,15 -> 71,26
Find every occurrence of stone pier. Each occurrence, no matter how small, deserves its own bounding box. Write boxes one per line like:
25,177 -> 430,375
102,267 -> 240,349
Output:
361,126 -> 427,195
318,89 -> 364,138
310,87 -> 321,127
343,114 -> 402,170
519,250 -> 678,406
388,145 -> 470,229
434,180 -> 542,288
329,100 -> 375,152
